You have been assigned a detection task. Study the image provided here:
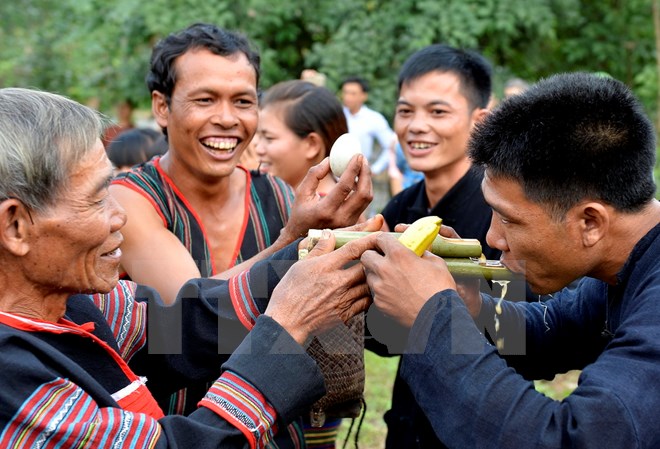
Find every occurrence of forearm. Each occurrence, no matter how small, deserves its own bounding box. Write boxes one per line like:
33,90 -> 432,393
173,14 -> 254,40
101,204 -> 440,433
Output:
130,243 -> 301,392
212,234 -> 301,281
401,292 -> 637,449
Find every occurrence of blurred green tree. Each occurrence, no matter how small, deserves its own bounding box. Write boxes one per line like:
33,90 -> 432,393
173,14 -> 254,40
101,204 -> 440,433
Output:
0,0 -> 658,140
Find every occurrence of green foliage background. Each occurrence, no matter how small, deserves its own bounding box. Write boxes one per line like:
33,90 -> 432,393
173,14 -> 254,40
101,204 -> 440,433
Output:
0,0 -> 655,113
1,0 -> 659,194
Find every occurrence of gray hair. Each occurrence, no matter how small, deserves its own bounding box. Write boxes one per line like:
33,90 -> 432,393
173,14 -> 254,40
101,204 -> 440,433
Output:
0,88 -> 104,212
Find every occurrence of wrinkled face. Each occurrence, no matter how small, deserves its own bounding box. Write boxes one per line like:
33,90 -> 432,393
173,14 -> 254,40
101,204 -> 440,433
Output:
256,105 -> 312,188
27,141 -> 127,294
394,71 -> 483,175
482,172 -> 584,294
153,48 -> 259,180
341,82 -> 367,114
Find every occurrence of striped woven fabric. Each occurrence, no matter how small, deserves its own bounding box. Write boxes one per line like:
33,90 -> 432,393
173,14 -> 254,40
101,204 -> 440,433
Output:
302,419 -> 342,449
89,280 -> 146,361
200,371 -> 278,448
0,378 -> 161,448
112,157 -> 294,277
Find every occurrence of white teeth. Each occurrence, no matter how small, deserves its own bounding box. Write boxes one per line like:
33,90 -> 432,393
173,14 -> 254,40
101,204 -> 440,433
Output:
203,139 -> 238,150
410,142 -> 432,150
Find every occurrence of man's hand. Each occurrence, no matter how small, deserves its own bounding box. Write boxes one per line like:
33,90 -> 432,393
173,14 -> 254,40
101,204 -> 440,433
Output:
280,154 -> 373,242
392,221 -> 483,318
361,233 -> 457,328
298,213 -> 385,253
266,229 -> 380,345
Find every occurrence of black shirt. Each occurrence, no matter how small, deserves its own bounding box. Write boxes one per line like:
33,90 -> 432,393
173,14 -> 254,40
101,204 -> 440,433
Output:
370,166 -> 502,448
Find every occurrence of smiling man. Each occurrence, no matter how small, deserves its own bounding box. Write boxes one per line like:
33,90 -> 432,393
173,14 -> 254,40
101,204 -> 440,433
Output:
368,43 -> 503,449
110,23 -> 371,307
0,87 -> 382,449
109,23 -> 372,426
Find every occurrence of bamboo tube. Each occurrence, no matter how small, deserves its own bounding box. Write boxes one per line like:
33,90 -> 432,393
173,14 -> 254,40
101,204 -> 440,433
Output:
442,258 -> 521,281
301,229 -> 519,280
330,230 -> 483,258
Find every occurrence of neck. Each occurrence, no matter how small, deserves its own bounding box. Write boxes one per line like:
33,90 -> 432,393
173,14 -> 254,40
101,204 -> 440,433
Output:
0,283 -> 68,323
423,158 -> 472,208
595,200 -> 660,284
159,152 -> 240,202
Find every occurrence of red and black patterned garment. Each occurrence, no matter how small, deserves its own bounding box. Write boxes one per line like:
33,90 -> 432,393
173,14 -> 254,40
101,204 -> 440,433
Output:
0,251 -> 324,449
113,157 -> 295,278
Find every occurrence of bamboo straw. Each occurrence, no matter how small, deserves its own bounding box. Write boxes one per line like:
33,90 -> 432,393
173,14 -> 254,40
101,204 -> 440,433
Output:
300,229 -> 520,280
330,230 -> 483,258
441,258 -> 520,281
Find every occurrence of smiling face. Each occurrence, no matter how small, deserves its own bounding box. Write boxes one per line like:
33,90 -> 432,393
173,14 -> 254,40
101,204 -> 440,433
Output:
152,48 -> 259,181
482,172 -> 587,294
26,140 -> 127,295
256,105 -> 315,188
394,71 -> 486,178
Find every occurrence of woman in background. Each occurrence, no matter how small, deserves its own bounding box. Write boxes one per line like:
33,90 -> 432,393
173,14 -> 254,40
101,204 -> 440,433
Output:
256,79 -> 352,448
256,80 -> 346,195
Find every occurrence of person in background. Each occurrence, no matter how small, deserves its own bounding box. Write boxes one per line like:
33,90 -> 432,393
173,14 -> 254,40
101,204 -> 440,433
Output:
109,23 -> 372,437
361,71 -> 660,448
300,68 -> 327,87
368,43 -> 512,449
340,76 -> 396,176
0,86 -> 385,449
107,127 -> 164,174
256,79 -> 345,194
255,78 -> 360,448
503,77 -> 530,99
102,98 -> 136,148
238,131 -> 261,171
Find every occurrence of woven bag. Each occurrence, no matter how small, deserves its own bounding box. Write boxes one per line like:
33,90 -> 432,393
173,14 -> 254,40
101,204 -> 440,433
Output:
306,312 -> 365,427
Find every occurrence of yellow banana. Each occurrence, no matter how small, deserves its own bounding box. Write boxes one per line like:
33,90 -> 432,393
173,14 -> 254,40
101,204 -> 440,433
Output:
398,216 -> 442,256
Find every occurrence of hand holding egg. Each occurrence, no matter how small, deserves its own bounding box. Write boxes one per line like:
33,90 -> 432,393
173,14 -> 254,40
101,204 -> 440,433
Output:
329,133 -> 363,178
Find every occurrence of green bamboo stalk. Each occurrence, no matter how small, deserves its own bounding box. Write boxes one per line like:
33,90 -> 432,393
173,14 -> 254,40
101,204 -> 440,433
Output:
301,229 -> 519,280
442,258 -> 521,281
330,230 -> 483,258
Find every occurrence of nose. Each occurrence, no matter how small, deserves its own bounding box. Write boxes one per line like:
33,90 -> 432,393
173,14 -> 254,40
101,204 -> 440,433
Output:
254,134 -> 266,157
407,111 -> 430,134
210,101 -> 239,129
485,213 -> 508,253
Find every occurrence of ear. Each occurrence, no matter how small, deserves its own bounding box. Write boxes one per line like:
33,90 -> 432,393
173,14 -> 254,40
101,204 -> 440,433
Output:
471,107 -> 489,125
151,91 -> 170,130
574,202 -> 609,248
0,199 -> 32,256
303,132 -> 325,163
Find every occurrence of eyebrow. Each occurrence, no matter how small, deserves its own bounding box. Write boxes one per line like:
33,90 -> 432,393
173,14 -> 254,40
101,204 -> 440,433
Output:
396,99 -> 451,107
93,170 -> 114,195
190,87 -> 258,98
481,188 -> 504,216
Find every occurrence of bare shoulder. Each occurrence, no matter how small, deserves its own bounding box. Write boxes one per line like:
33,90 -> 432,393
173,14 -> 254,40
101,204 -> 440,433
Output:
109,183 -> 163,228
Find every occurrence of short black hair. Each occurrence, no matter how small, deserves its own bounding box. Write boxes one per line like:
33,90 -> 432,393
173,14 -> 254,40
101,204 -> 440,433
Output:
107,128 -> 160,169
146,23 -> 260,104
340,76 -> 370,93
469,72 -> 657,218
397,44 -> 492,110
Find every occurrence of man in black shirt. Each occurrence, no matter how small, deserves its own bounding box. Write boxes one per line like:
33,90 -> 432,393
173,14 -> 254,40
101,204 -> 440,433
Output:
368,44 -> 526,448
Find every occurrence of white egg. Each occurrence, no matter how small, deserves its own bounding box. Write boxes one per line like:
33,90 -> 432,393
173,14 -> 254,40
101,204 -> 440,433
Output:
329,133 -> 362,178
